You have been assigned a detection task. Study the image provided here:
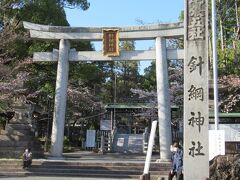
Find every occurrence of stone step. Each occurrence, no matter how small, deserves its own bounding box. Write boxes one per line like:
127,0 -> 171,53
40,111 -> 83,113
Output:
0,130 -> 33,136
5,146 -> 30,152
0,164 -> 166,172
0,151 -> 23,159
0,154 -> 44,159
0,150 -> 44,159
0,140 -> 41,147
0,159 -> 171,170
1,167 -> 143,174
0,146 -> 43,152
0,159 -> 170,167
9,129 -> 33,135
1,130 -> 12,135
6,123 -> 31,130
0,159 -> 170,179
0,146 -> 25,151
0,171 -> 141,179
0,134 -> 34,141
0,169 -> 169,179
0,173 -> 169,180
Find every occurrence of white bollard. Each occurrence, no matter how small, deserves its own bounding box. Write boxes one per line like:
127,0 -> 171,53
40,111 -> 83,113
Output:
143,120 -> 158,174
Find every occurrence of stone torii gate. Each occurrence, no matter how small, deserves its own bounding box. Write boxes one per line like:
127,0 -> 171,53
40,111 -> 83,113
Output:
23,21 -> 184,159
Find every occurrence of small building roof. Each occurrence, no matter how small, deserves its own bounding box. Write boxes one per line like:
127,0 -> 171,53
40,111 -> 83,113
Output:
105,103 -> 179,109
105,103 -> 240,118
209,112 -> 240,118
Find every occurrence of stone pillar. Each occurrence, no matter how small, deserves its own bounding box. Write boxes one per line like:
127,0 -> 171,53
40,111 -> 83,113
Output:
155,37 -> 172,160
51,39 -> 70,157
183,0 -> 209,179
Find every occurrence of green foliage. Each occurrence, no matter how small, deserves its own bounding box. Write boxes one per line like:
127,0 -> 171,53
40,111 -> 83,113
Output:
213,0 -> 240,77
141,62 -> 156,91
28,41 -> 58,55
10,38 -> 29,59
218,42 -> 240,76
179,10 -> 184,22
112,41 -> 140,102
0,0 -> 89,25
93,41 -> 141,103
89,125 -> 95,130
59,0 -> 90,10
69,62 -> 104,88
0,101 -> 8,113
120,41 -> 135,51
71,41 -> 93,51
63,136 -> 74,152
40,83 -> 55,94
19,0 -> 69,25
0,101 -> 7,129
140,59 -> 183,106
0,116 -> 6,130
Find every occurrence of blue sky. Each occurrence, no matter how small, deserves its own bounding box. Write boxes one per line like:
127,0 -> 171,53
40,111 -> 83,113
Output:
65,0 -> 184,74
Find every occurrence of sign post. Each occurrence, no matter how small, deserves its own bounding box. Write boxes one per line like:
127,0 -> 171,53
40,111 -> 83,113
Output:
184,0 -> 209,179
209,130 -> 225,160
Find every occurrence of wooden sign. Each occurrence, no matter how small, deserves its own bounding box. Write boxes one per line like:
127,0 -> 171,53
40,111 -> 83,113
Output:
103,29 -> 119,56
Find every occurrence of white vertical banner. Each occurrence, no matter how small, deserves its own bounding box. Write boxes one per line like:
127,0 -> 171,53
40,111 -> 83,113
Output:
209,130 -> 225,160
184,0 -> 209,179
86,130 -> 96,148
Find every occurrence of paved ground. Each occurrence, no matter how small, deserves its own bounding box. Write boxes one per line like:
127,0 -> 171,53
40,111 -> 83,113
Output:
45,151 -> 161,163
0,177 -> 134,180
1,151 -> 162,163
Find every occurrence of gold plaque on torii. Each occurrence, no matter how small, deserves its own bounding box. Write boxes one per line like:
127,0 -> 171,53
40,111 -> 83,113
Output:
103,29 -> 119,57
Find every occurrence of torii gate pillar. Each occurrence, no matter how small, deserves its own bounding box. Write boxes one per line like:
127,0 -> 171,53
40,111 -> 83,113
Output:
155,37 -> 172,160
51,39 -> 70,157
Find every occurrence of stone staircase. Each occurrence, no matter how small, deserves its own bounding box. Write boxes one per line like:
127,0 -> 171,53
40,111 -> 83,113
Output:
0,158 -> 171,179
